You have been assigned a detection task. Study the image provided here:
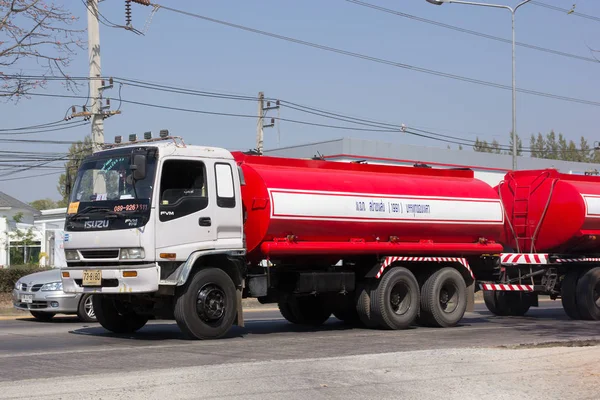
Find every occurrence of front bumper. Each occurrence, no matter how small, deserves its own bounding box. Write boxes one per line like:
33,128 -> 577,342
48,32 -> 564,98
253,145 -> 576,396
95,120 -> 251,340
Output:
12,289 -> 80,313
61,263 -> 160,294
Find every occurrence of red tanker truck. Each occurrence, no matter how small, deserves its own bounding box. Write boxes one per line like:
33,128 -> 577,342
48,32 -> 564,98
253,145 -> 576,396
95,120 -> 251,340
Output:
59,135 -> 600,339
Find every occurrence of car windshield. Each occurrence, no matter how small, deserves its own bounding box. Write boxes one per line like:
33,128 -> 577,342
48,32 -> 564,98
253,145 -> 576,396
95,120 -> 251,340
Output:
70,149 -> 157,203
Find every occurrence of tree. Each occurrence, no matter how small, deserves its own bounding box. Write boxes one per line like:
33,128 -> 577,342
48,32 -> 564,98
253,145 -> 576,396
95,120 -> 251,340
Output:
506,132 -> 523,156
57,135 -> 93,206
0,0 -> 83,99
7,212 -> 37,265
29,198 -> 58,210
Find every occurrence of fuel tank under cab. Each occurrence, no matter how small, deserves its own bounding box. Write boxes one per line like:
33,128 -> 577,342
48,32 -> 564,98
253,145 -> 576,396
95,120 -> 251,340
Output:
234,153 -> 505,260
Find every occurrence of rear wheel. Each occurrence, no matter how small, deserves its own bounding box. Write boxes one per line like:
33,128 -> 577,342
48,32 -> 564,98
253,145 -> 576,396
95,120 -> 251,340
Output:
30,311 -> 55,322
575,267 -> 600,321
370,267 -> 419,330
504,292 -> 531,316
278,296 -> 332,326
484,291 -> 531,316
77,294 -> 97,322
420,268 -> 467,328
331,294 -> 360,323
561,269 -> 584,320
174,268 -> 237,339
355,282 -> 378,328
484,291 -> 511,316
278,297 -> 299,324
93,296 -> 149,334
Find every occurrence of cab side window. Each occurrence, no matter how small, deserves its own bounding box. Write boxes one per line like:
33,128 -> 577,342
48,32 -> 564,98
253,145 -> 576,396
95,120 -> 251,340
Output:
215,163 -> 236,208
159,160 -> 208,221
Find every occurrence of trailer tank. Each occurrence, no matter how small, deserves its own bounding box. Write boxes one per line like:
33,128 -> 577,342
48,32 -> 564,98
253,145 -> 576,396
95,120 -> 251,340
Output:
234,153 -> 505,261
498,169 -> 600,253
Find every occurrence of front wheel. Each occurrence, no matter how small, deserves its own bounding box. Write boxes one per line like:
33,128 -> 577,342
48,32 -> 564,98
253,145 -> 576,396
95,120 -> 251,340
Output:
93,296 -> 149,334
174,268 -> 237,340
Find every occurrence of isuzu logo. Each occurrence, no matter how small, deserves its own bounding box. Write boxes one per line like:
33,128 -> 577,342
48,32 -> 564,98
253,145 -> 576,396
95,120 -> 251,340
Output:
84,220 -> 110,229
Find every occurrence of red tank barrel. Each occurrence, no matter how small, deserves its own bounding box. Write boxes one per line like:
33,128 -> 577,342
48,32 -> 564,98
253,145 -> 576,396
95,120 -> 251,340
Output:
497,169 -> 600,253
234,153 -> 504,261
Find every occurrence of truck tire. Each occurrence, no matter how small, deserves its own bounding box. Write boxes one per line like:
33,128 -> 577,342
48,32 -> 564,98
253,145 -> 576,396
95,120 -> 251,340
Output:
93,296 -> 149,334
505,292 -> 531,316
561,269 -> 583,320
332,294 -> 360,323
575,267 -> 600,321
419,267 -> 467,328
483,291 -> 510,316
278,297 -> 300,324
77,294 -> 97,322
355,282 -> 379,328
280,296 -> 332,326
30,311 -> 55,322
370,267 -> 419,330
174,268 -> 238,340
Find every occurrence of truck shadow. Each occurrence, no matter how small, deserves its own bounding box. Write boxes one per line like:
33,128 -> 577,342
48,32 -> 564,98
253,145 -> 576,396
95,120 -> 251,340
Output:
68,307 -> 600,344
69,317 -> 376,341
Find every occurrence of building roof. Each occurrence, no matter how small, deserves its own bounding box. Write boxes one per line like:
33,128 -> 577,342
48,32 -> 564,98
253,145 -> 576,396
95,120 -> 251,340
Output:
265,138 -> 600,174
0,192 -> 41,215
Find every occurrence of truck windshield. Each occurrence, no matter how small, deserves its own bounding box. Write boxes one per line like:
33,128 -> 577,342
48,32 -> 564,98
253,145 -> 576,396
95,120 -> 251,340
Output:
66,148 -> 157,231
70,149 -> 156,203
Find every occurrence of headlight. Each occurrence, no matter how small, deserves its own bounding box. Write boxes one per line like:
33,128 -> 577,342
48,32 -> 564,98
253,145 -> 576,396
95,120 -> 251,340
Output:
41,281 -> 63,292
65,250 -> 80,261
120,248 -> 145,260
15,281 -> 22,290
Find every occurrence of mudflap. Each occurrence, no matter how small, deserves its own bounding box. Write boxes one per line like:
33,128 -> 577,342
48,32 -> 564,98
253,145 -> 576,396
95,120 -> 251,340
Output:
235,287 -> 244,327
466,280 -> 475,312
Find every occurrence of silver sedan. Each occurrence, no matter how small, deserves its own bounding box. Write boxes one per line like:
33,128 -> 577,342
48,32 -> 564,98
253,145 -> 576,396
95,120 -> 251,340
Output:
12,269 -> 96,322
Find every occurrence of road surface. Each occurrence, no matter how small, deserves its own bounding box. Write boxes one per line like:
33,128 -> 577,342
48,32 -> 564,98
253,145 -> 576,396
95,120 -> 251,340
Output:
0,302 -> 598,399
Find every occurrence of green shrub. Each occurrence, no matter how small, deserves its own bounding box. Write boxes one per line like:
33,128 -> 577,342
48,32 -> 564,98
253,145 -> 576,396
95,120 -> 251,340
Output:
0,266 -> 53,293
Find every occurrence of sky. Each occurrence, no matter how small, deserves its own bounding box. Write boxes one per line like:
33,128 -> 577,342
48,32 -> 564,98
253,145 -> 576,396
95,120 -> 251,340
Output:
1,0 -> 599,202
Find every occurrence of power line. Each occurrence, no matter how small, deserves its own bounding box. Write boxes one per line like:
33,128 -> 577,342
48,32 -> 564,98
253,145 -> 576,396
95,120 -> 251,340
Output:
150,3 -> 600,108
0,170 -> 63,182
531,1 -> 600,23
345,0 -> 599,64
0,120 -> 78,132
0,122 -> 89,136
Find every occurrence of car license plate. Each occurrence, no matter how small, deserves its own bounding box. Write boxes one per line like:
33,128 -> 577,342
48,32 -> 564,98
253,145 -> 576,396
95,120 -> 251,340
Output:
20,294 -> 33,304
82,269 -> 102,286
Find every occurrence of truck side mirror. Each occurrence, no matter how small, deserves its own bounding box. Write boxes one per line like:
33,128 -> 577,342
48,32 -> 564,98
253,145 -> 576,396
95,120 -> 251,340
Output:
131,154 -> 147,181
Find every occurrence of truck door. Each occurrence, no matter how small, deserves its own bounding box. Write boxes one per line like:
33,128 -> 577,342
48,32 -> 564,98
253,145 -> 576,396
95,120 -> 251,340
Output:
155,157 -> 217,259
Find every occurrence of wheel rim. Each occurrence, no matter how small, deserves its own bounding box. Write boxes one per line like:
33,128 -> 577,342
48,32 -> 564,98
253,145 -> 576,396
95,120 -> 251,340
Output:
439,282 -> 459,314
389,282 -> 411,316
85,296 -> 95,319
196,284 -> 226,323
594,281 -> 600,309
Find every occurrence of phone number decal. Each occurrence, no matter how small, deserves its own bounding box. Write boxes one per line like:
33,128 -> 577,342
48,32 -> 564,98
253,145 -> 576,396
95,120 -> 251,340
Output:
114,203 -> 149,212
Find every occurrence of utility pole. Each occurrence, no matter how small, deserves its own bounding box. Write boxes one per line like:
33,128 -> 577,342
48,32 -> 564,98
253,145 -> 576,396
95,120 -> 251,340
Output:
256,92 -> 280,155
87,0 -> 103,153
256,92 -> 264,155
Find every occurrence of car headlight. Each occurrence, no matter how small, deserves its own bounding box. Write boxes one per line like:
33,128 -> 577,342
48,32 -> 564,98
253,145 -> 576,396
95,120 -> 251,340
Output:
41,281 -> 63,292
120,248 -> 145,260
14,281 -> 22,290
65,250 -> 80,261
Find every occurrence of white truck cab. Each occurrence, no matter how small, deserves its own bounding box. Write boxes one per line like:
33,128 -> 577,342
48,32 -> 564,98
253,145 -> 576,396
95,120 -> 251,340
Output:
61,134 -> 246,338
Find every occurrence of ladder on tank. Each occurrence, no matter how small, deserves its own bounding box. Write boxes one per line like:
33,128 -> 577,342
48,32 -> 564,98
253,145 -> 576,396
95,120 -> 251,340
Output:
512,184 -> 532,252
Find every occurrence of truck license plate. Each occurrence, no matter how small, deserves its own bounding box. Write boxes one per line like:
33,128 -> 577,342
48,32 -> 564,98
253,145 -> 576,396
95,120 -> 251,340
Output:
82,270 -> 102,286
20,294 -> 33,304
